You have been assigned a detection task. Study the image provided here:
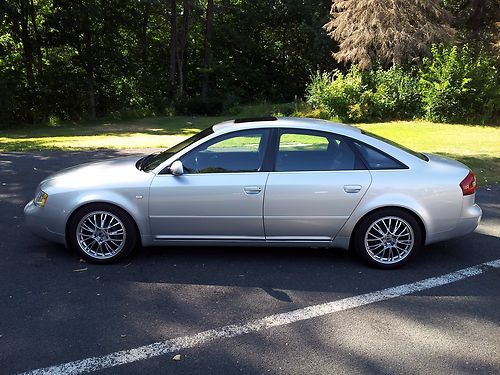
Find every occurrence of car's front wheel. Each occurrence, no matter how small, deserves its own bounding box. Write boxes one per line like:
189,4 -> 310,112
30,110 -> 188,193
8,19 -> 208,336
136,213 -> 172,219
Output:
353,209 -> 422,269
68,203 -> 137,264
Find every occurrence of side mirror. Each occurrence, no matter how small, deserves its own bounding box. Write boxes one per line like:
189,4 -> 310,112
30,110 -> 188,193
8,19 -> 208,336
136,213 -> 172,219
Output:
169,160 -> 184,176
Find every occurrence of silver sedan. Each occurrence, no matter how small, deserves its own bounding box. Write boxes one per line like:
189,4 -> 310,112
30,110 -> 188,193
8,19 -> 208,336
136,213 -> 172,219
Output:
24,117 -> 482,268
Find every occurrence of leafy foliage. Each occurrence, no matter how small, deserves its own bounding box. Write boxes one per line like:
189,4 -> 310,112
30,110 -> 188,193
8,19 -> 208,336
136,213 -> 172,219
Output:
420,44 -> 499,123
0,0 -> 336,124
371,67 -> 423,120
306,67 -> 422,122
442,0 -> 500,55
1,1 -> 498,125
306,45 -> 498,123
306,69 -> 368,121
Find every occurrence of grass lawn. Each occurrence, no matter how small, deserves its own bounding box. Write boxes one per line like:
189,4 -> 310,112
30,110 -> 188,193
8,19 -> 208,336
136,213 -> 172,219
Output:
1,117 -> 498,185
356,121 -> 500,185
0,116 -> 227,151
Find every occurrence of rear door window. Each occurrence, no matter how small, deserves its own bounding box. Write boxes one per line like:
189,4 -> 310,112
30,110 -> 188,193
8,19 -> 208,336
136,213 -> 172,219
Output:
275,129 -> 364,171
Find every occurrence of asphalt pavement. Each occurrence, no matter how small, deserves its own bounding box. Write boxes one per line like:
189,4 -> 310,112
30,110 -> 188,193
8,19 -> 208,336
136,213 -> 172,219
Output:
0,151 -> 499,375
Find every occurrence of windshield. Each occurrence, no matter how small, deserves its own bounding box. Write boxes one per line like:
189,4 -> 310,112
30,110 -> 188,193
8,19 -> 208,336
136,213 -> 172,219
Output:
139,126 -> 214,172
362,130 -> 429,161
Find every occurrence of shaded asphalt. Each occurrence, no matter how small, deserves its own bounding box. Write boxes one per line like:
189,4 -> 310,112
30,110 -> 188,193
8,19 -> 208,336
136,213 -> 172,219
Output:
0,151 -> 499,374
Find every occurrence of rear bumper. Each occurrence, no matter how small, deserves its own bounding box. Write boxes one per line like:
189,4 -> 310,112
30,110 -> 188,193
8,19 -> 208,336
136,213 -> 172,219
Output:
455,203 -> 482,234
426,203 -> 482,244
24,200 -> 66,245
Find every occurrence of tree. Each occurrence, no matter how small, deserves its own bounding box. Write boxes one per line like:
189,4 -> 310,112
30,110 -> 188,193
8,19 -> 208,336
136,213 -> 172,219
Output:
177,0 -> 191,97
442,0 -> 500,56
324,0 -> 455,69
168,0 -> 177,86
201,0 -> 213,100
1,0 -> 44,122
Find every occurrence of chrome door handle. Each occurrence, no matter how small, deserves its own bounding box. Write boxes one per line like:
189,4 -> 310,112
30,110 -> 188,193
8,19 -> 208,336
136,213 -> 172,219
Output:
344,185 -> 362,193
244,186 -> 262,194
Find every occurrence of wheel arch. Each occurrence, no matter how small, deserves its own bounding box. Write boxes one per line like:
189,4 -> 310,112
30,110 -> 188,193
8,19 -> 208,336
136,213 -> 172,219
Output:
65,201 -> 143,247
349,206 -> 427,251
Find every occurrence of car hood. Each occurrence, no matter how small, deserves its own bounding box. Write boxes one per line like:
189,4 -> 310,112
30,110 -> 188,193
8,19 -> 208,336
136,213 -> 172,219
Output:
39,156 -> 154,192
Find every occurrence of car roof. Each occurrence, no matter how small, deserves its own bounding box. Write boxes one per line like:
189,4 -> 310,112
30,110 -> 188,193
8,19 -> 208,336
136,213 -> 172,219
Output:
212,117 -> 362,137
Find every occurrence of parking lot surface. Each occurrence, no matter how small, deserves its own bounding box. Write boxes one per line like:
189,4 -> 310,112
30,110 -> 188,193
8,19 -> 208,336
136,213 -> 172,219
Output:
1,151 -> 499,374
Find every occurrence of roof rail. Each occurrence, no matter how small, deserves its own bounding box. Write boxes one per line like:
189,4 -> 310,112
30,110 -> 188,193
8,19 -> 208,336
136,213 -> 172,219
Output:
234,116 -> 278,124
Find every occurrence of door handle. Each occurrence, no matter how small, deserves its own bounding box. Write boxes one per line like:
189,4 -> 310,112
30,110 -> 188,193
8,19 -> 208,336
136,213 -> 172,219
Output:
344,185 -> 362,193
244,186 -> 262,194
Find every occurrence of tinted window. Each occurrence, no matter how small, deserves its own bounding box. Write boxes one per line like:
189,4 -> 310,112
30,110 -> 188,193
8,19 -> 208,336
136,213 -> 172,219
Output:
361,130 -> 428,161
353,141 -> 407,170
180,130 -> 269,174
141,126 -> 214,172
279,133 -> 329,151
275,130 -> 363,172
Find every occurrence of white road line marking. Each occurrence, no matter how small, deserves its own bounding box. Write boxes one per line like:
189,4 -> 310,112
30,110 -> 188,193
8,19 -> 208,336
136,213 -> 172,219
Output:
20,259 -> 500,375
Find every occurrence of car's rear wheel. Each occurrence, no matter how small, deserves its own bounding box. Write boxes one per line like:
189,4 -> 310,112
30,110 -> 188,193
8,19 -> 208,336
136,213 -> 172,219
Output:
353,209 -> 422,269
68,204 -> 137,264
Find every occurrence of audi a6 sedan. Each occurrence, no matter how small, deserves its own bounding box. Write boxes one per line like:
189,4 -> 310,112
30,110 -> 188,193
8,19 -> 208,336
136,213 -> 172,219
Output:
24,117 -> 482,268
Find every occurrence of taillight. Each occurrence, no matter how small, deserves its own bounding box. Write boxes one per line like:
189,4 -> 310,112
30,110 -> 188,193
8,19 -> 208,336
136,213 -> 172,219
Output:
460,171 -> 477,196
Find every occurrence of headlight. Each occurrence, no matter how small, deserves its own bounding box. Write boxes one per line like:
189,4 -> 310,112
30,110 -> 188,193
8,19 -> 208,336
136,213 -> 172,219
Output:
34,190 -> 48,206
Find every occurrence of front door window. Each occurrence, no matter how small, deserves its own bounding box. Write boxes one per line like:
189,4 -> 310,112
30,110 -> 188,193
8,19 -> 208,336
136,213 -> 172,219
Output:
180,129 -> 270,174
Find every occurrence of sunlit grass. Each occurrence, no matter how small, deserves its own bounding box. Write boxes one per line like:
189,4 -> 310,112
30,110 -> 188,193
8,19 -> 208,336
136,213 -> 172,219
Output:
0,116 -> 227,151
355,121 -> 500,157
355,121 -> 500,185
1,117 -> 498,184
0,133 -> 193,151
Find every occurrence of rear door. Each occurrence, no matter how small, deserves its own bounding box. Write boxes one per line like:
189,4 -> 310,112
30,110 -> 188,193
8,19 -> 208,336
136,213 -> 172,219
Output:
264,129 -> 371,242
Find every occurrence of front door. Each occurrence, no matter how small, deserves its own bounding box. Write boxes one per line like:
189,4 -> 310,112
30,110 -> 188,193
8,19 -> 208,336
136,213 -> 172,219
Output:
149,129 -> 271,241
264,129 -> 371,242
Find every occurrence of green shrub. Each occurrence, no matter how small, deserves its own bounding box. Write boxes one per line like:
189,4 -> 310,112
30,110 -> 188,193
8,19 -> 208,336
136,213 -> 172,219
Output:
305,45 -> 498,123
305,69 -> 376,122
371,67 -> 422,119
293,107 -> 331,120
306,67 -> 422,122
420,44 -> 499,123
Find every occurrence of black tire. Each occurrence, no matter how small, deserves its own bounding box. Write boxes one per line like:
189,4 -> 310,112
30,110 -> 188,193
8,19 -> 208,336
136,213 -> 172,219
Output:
67,203 -> 137,264
353,209 -> 422,269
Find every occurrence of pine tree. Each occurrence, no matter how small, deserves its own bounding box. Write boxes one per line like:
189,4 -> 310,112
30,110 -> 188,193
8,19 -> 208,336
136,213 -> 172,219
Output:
324,0 -> 455,69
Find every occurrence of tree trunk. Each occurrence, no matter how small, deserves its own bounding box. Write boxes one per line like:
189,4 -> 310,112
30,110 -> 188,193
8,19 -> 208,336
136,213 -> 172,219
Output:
28,0 -> 43,77
86,69 -> 96,119
19,14 -> 35,91
177,0 -> 190,97
28,0 -> 47,121
201,0 -> 213,101
141,1 -> 150,64
10,1 -> 36,122
83,25 -> 96,119
169,0 -> 177,86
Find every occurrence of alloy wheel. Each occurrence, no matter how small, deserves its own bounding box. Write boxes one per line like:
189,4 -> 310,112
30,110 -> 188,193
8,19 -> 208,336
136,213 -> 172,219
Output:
364,216 -> 414,265
76,211 -> 126,259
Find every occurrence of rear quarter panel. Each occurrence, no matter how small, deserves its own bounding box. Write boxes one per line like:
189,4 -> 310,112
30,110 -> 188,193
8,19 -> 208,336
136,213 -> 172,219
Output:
337,164 -> 467,245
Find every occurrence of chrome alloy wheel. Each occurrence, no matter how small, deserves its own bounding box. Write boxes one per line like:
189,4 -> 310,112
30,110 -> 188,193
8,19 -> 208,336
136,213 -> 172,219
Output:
76,211 -> 126,259
364,216 -> 414,265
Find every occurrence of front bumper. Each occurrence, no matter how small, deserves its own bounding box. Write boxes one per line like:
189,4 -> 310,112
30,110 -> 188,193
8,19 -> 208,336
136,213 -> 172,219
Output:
24,200 -> 66,245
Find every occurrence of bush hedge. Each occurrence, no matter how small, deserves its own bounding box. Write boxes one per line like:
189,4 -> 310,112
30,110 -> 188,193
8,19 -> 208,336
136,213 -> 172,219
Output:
306,44 -> 499,124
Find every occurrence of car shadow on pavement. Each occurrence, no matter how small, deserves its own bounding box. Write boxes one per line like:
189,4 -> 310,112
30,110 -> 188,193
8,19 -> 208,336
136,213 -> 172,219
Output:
1,151 -> 500,375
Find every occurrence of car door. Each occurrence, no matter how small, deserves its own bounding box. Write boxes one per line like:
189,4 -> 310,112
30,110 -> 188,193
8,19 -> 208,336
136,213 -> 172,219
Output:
149,129 -> 271,241
264,129 -> 371,242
